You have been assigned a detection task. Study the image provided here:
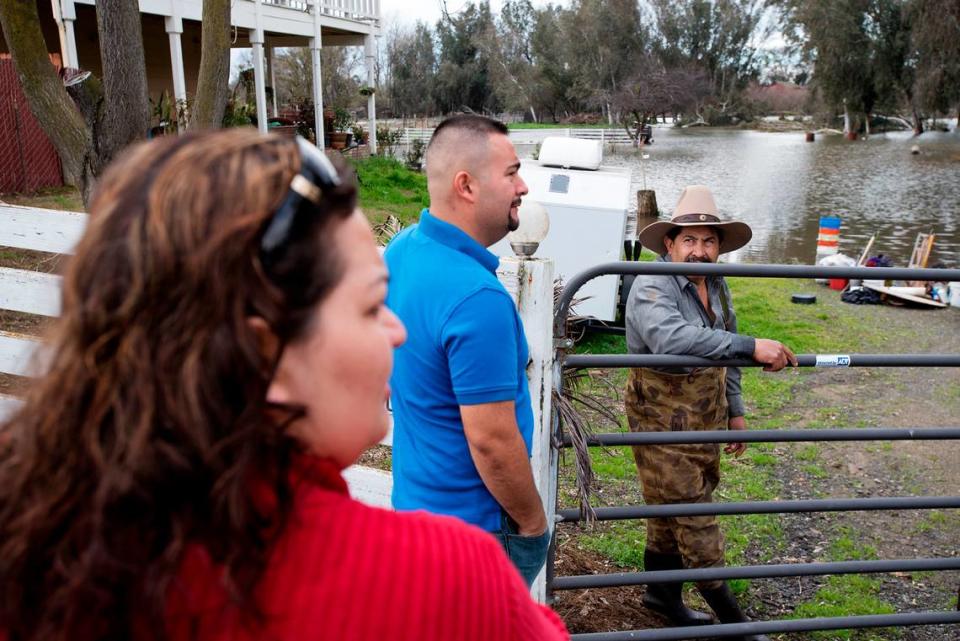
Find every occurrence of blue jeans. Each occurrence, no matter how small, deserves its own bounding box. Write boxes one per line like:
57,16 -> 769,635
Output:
490,511 -> 551,587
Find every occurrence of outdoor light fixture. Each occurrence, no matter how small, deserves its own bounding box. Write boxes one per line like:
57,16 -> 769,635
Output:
508,200 -> 550,257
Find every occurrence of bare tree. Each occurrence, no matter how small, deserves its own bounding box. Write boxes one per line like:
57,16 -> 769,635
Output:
612,60 -> 711,139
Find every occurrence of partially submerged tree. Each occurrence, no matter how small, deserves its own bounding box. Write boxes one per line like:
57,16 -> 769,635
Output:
0,0 -> 232,204
778,0 -> 876,134
612,61 -> 710,139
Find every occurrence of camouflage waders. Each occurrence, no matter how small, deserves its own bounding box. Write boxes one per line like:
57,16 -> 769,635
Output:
625,366 -> 728,590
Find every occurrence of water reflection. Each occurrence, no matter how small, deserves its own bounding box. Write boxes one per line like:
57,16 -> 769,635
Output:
573,128 -> 959,265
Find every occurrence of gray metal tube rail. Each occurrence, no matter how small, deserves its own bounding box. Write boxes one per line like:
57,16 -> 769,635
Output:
571,611 -> 960,641
552,557 -> 960,589
553,262 -> 960,336
559,427 -> 960,446
550,261 -> 960,635
558,496 -> 960,522
564,353 -> 960,368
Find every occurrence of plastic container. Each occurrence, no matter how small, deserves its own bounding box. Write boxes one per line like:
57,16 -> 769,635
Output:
828,278 -> 848,291
948,282 -> 960,307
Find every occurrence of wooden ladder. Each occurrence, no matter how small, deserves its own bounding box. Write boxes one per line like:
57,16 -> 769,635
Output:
908,231 -> 936,269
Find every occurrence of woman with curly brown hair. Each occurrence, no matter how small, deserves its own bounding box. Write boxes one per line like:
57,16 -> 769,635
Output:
0,129 -> 568,641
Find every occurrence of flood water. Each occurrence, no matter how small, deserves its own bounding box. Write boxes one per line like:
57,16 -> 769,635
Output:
589,127 -> 959,266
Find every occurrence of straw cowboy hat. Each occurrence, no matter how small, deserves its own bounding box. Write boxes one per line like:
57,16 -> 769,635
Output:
639,185 -> 753,255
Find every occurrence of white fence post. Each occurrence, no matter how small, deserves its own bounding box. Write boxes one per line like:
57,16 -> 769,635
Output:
496,256 -> 557,603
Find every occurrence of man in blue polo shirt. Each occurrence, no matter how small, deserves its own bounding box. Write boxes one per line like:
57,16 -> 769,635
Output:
385,115 -> 549,586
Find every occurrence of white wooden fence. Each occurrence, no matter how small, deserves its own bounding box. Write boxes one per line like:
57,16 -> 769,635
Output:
0,203 -> 556,600
397,127 -> 635,146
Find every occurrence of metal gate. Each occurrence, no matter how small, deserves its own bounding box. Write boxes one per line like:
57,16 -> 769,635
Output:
550,261 -> 960,640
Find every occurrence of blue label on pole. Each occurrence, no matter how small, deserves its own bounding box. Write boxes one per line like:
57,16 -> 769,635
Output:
816,354 -> 851,367
818,216 -> 842,230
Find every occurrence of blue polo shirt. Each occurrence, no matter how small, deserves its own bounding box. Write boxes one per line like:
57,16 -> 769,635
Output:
385,210 -> 534,532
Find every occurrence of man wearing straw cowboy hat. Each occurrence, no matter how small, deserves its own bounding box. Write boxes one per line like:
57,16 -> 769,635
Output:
625,185 -> 796,639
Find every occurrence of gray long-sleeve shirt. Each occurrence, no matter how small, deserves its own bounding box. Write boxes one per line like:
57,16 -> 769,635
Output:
624,255 -> 756,417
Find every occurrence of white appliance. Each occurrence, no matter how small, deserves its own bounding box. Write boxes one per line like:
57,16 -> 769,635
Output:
490,138 -> 632,321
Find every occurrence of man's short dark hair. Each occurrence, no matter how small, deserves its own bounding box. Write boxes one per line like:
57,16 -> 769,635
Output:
425,115 -> 510,176
430,114 -> 509,143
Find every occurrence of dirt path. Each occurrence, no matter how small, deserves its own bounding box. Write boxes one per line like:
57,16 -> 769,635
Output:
555,304 -> 960,639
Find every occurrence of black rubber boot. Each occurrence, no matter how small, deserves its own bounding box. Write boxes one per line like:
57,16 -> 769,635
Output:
641,550 -> 714,626
698,583 -> 770,641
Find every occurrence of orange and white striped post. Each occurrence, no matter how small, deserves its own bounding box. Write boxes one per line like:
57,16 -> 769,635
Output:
816,216 -> 841,259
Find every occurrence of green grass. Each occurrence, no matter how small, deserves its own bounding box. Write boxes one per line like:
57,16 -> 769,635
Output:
792,574 -> 897,639
787,524 -> 897,638
2,160 -> 429,228
352,156 -> 428,227
915,510 -> 948,534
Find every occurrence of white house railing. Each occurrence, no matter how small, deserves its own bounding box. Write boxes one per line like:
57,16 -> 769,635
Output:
250,0 -> 380,23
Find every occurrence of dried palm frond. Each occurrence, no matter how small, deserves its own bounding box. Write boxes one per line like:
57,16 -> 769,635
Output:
372,215 -> 404,247
552,277 -> 621,525
553,278 -> 590,343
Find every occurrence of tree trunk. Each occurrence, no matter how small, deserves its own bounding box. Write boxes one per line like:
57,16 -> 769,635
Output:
912,106 -> 924,136
0,0 -> 95,202
96,0 -> 150,162
191,0 -> 232,129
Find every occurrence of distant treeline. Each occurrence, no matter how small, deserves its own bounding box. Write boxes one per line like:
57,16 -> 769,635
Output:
370,0 -> 957,135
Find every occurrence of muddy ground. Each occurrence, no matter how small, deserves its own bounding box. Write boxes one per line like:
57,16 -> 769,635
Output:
552,303 -> 960,639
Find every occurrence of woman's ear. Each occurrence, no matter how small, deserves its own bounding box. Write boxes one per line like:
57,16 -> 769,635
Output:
247,317 -> 290,405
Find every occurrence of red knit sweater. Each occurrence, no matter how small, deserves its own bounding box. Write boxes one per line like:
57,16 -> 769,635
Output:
163,456 -> 569,641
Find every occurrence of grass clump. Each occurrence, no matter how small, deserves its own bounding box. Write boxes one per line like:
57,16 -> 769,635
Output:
792,574 -> 896,639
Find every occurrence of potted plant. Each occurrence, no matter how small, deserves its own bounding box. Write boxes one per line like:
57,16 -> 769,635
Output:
351,123 -> 369,145
329,107 -> 353,149
359,85 -> 376,97
405,138 -> 426,171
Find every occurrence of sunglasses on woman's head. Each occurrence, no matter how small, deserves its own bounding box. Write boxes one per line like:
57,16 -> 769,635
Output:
260,137 -> 341,260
